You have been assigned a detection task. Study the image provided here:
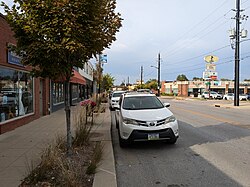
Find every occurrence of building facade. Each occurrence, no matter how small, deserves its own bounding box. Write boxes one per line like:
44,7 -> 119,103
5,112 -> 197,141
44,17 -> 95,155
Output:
0,13 -> 50,134
79,62 -> 94,99
0,13 -> 92,134
161,80 -> 250,97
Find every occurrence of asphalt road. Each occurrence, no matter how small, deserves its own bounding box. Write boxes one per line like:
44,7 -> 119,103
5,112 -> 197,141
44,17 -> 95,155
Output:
111,99 -> 250,187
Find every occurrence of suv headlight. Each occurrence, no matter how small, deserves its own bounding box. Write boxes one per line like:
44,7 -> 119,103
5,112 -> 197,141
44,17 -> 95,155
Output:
123,117 -> 139,125
164,115 -> 176,124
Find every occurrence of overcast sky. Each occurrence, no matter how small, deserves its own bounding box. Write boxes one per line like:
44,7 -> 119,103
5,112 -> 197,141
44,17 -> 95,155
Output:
1,0 -> 250,85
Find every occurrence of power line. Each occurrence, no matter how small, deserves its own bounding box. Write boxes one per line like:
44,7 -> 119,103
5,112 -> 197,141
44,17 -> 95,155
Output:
161,38 -> 250,69
163,51 -> 250,72
161,55 -> 250,76
162,44 -> 231,67
163,19 -> 230,59
241,0 -> 250,5
161,0 -> 230,58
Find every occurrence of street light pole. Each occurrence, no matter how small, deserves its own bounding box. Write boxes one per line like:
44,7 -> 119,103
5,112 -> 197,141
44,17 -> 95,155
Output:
151,53 -> 161,96
157,53 -> 161,96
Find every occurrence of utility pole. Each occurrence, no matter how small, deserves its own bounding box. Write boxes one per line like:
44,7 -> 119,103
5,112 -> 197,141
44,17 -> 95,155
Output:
140,66 -> 143,89
229,0 -> 248,106
234,0 -> 240,106
157,53 -> 161,96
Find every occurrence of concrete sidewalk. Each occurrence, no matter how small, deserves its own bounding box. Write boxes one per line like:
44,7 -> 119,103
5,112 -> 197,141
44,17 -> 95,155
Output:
0,104 -> 116,187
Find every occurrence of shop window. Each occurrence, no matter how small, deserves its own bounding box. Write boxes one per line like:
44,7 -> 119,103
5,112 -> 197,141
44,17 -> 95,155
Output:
71,84 -> 78,100
0,66 -> 34,123
52,82 -> 64,104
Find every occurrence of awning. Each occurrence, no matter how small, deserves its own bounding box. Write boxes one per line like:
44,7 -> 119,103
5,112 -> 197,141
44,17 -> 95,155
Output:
70,70 -> 86,85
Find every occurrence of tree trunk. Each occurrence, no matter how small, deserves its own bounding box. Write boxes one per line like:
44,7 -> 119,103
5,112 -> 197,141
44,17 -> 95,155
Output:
65,81 -> 72,155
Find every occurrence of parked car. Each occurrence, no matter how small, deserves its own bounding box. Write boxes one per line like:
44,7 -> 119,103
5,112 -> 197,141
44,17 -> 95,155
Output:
137,89 -> 154,94
202,91 -> 222,99
109,91 -> 126,111
223,93 -> 234,100
223,93 -> 248,101
247,94 -> 250,100
115,92 -> 179,147
239,94 -> 248,101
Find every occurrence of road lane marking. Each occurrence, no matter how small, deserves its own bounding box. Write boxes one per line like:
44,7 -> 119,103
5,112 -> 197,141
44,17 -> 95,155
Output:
172,106 -> 241,126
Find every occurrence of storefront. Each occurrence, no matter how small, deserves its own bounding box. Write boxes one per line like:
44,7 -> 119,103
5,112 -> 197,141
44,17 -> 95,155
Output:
0,13 -> 50,134
51,69 -> 86,112
0,13 -> 89,134
0,67 -> 34,122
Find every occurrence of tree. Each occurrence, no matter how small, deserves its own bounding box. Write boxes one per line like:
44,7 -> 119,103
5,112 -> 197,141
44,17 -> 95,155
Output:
244,79 -> 250,81
93,61 -> 104,94
176,74 -> 189,81
145,79 -> 157,90
193,77 -> 203,81
2,0 -> 122,154
102,73 -> 115,91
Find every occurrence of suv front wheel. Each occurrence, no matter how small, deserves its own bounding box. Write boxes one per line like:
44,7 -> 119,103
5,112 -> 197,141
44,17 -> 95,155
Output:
166,137 -> 177,144
118,129 -> 129,148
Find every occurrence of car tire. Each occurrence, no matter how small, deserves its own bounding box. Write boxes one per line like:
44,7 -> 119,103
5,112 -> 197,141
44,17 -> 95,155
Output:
118,130 -> 129,148
166,137 -> 177,144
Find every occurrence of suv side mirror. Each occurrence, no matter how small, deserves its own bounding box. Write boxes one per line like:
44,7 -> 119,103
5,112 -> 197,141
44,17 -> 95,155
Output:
163,103 -> 170,107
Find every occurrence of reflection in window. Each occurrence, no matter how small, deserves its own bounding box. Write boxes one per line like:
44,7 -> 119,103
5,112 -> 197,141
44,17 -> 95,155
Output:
52,82 -> 64,104
71,84 -> 78,100
0,66 -> 34,123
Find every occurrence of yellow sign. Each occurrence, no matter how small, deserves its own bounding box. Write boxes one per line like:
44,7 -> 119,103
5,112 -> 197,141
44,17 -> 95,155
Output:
204,55 -> 219,63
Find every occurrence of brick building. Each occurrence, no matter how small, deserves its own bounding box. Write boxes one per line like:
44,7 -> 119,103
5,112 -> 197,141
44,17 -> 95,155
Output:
0,13 -> 92,134
161,80 -> 250,97
0,13 -> 50,134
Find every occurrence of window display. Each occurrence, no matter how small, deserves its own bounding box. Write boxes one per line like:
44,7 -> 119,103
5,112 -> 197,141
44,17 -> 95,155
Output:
71,84 -> 78,100
52,82 -> 64,104
0,66 -> 34,123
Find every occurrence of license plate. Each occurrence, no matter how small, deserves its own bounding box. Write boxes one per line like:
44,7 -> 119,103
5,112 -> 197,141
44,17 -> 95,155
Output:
148,133 -> 159,140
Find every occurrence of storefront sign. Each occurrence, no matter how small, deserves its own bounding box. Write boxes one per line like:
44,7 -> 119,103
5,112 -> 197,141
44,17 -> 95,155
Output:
203,71 -> 218,80
205,63 -> 216,71
100,54 -> 107,63
8,50 -> 23,66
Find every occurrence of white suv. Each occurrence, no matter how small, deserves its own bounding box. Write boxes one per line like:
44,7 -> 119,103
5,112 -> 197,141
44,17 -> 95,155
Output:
109,91 -> 126,111
115,92 -> 179,147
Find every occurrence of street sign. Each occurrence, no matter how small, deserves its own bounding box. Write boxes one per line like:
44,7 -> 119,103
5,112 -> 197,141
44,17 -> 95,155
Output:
100,54 -> 107,63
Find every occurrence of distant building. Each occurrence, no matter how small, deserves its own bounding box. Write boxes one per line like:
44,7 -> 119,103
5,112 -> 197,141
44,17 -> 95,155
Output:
161,80 -> 250,97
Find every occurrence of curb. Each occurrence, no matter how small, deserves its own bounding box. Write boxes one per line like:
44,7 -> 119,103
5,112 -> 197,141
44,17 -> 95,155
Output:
92,105 -> 117,187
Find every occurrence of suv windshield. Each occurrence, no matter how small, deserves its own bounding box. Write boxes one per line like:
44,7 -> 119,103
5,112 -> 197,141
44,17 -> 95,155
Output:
122,96 -> 164,110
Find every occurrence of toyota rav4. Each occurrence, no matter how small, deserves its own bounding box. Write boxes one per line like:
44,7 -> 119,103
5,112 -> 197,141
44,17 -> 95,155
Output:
115,92 -> 179,147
